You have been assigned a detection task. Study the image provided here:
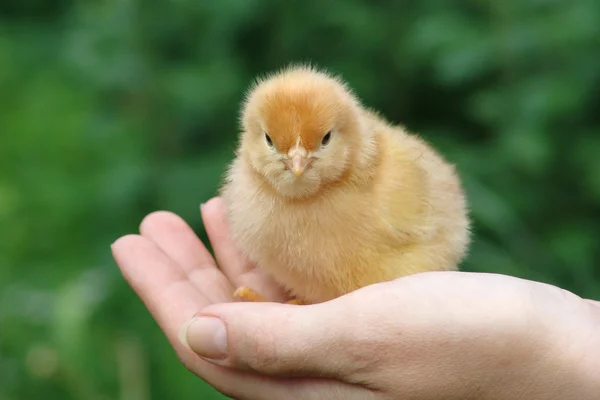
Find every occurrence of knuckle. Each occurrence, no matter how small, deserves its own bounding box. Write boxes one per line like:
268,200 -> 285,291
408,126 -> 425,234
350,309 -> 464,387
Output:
345,342 -> 380,374
243,327 -> 282,373
342,324 -> 391,375
230,310 -> 302,374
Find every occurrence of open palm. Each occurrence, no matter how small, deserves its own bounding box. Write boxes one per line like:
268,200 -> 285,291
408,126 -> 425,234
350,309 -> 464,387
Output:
111,197 -> 299,399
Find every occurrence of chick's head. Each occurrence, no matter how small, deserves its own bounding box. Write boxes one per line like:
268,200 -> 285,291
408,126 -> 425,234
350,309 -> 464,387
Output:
239,66 -> 368,198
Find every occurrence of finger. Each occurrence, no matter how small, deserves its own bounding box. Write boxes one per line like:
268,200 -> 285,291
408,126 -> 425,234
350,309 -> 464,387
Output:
201,197 -> 289,302
180,291 -> 386,381
112,234 -> 314,400
139,211 -> 233,303
111,234 -> 210,350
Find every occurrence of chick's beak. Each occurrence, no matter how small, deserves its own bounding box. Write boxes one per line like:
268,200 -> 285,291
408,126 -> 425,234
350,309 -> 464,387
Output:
291,154 -> 305,177
286,145 -> 313,177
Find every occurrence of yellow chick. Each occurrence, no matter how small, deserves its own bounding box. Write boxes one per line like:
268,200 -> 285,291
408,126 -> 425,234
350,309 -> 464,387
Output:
219,64 -> 470,305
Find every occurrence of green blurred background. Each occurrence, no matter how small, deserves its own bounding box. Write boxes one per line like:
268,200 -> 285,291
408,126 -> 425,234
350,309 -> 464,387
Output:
1,0 -> 599,399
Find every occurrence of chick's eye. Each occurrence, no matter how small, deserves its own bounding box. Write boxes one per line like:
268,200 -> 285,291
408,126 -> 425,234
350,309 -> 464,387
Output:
265,133 -> 273,148
321,131 -> 332,146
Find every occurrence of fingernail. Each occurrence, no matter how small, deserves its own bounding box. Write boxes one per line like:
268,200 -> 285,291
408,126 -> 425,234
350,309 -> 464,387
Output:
179,317 -> 228,360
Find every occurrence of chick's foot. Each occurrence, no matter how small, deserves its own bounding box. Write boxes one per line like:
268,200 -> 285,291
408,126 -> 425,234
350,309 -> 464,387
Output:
233,286 -> 267,302
285,298 -> 306,305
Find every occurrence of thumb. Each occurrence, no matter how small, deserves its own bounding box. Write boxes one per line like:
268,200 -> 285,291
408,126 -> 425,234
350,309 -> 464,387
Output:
178,299 -> 376,379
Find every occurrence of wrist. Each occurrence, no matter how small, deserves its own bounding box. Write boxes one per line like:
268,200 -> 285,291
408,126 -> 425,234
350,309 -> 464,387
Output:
483,290 -> 600,400
525,296 -> 600,399
573,301 -> 600,393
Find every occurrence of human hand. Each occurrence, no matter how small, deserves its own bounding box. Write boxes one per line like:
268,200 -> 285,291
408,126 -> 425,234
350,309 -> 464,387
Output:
111,197 -> 600,400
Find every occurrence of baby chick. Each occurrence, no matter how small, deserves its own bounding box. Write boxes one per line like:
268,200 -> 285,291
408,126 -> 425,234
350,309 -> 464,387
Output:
219,65 -> 470,305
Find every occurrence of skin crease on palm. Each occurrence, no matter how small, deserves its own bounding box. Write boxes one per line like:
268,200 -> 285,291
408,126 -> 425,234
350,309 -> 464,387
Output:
111,197 -> 600,400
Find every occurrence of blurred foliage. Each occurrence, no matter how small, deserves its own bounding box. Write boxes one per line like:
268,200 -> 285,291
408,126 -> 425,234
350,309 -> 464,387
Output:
1,0 -> 600,399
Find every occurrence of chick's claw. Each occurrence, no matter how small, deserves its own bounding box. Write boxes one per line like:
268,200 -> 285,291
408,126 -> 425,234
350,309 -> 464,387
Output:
233,286 -> 267,302
285,298 -> 306,305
